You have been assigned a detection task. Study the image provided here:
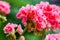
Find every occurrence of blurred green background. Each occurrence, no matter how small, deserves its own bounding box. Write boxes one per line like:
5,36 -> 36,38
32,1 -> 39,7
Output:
0,0 -> 60,40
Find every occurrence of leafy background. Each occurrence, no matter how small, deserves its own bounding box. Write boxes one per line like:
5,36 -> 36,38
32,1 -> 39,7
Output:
0,0 -> 60,40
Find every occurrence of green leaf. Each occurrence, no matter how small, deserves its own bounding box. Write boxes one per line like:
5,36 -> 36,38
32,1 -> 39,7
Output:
24,32 -> 41,40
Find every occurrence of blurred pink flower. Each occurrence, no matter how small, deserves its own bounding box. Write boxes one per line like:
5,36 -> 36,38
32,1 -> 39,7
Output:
16,4 -> 48,31
17,25 -> 23,35
11,23 -> 18,28
36,1 -> 60,31
45,33 -> 60,40
36,1 -> 50,10
16,1 -> 60,31
20,36 -> 25,40
43,4 -> 60,31
0,1 -> 10,14
34,9 -> 47,31
3,23 -> 17,34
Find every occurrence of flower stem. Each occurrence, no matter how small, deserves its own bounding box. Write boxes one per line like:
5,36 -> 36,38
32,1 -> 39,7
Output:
0,15 -> 7,23
41,29 -> 45,40
7,33 -> 16,40
22,27 -> 28,35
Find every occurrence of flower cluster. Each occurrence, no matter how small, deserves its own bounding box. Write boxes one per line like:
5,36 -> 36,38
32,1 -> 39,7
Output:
3,23 -> 17,34
45,33 -> 60,40
36,1 -> 60,31
16,1 -> 60,32
3,23 -> 25,40
0,1 -> 10,14
16,4 -> 48,32
0,1 -> 10,23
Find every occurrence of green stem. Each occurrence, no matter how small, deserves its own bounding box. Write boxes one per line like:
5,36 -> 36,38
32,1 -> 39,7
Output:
41,30 -> 45,40
41,34 -> 44,40
34,34 -> 38,40
22,27 -> 28,35
7,33 -> 16,40
0,15 -> 7,23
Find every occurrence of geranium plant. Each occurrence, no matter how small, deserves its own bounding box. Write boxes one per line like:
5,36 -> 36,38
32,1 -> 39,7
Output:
0,0 -> 60,40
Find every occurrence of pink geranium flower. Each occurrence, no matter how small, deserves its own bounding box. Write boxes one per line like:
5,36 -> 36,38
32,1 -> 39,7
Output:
0,1 -> 10,14
16,1 -> 60,31
36,1 -> 60,31
45,33 -> 60,40
16,4 -> 49,31
17,25 -> 23,35
36,1 -> 49,10
20,36 -> 25,40
11,23 -> 18,28
3,23 -> 17,34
